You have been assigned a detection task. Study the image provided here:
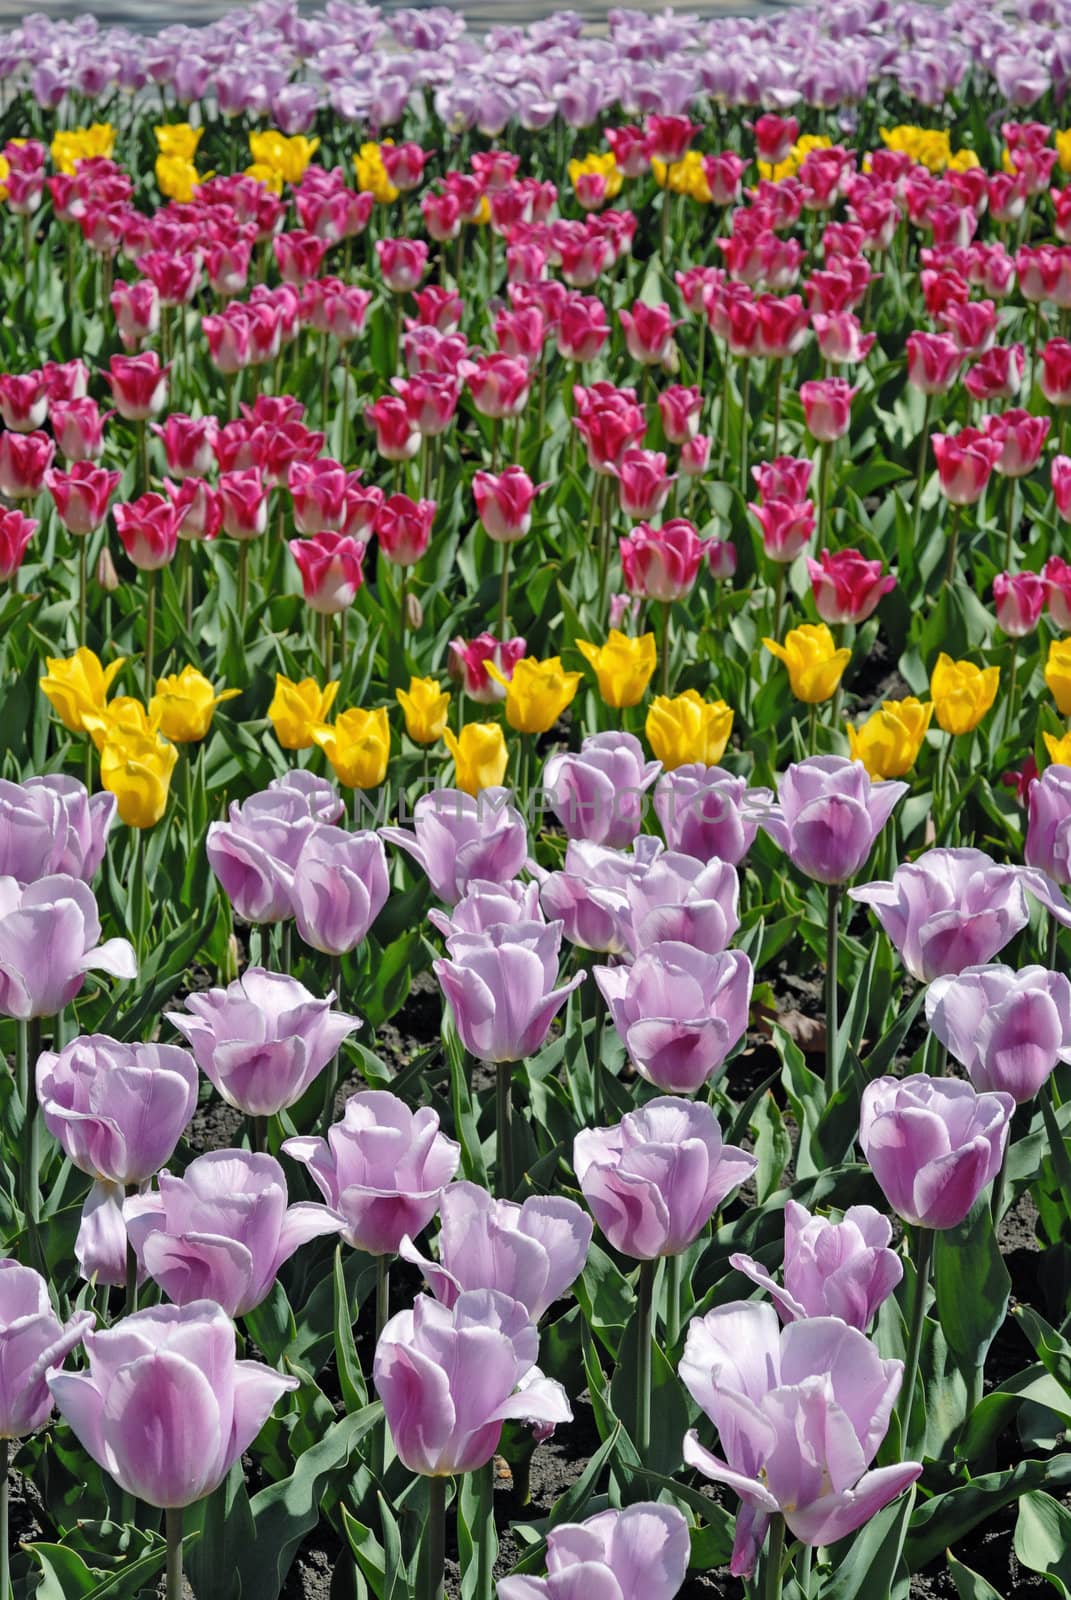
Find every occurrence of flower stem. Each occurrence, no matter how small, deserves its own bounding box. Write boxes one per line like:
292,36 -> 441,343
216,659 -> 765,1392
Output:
635,1257 -> 655,1458
739,359 -> 751,497
1004,477 -> 1018,573
771,359 -> 783,458
496,1059 -> 515,1198
424,1476 -> 446,1600
665,1250 -> 683,1352
166,1506 -> 183,1600
764,1516 -> 786,1600
825,883 -> 840,1093
143,568 -> 157,701
499,541 -> 511,638
78,537 -> 88,650
1040,1077 -> 1071,1222
0,1440 -> 9,1600
659,600 -> 671,696
816,439 -> 833,555
899,1226 -> 934,1453
376,1253 -> 391,1341
912,393 -> 932,550
944,504 -> 962,588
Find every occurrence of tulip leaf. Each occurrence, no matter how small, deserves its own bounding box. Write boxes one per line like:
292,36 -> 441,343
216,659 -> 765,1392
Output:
185,1461 -> 253,1600
27,1538 -> 167,1600
819,1487 -> 915,1600
751,1090 -> 791,1204
906,1453 -> 1071,1570
1014,1490 -> 1071,1597
239,1401 -> 383,1599
947,1552 -> 1007,1600
458,1463 -> 498,1600
775,1024 -> 826,1180
333,1243 -> 369,1413
934,1199 -> 1011,1370
444,1017 -> 489,1186
506,1419 -> 621,1575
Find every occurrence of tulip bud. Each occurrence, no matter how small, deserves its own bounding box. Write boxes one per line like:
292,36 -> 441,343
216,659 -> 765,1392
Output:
96,547 -> 120,592
406,590 -> 424,630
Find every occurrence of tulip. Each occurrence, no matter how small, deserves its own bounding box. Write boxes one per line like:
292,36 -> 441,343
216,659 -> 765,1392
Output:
657,385 -> 702,445
46,463 -> 120,536
103,351 -> 169,421
993,569 -> 1045,637
427,880 -> 543,944
375,494 -> 435,566
168,968 -> 360,1118
125,1150 -> 342,1317
1044,555 -> 1071,630
400,1179 -> 590,1321
613,449 -> 675,520
290,826 -> 389,956
374,1289 -> 571,1475
207,779 -> 340,924
397,676 -> 450,744
392,373 -> 460,438
0,508 -> 36,582
654,766 -> 769,865
595,942 -> 752,1094
812,311 -> 875,365
313,707 -> 390,789
646,691 -> 733,770
165,477 -> 222,543
40,648 -> 124,734
382,787 -> 527,902
443,724 -> 510,795
730,1200 -> 902,1331
376,237 -> 429,294
931,428 -> 1002,506
847,698 -> 933,780
619,302 -> 678,367
543,732 -> 661,850
860,1073 -> 1014,1228
619,519 -> 704,602
849,847 -> 1034,982
1042,338 -> 1071,406
680,1303 -> 922,1578
808,549 -> 895,625
0,429 -> 54,499
0,774 -> 114,885
753,456 -> 813,501
458,353 -> 531,419
556,294 -> 611,363
449,633 -> 527,704
151,414 -> 218,479
1047,638 -> 1071,715
100,730 -> 179,829
926,963 -> 1071,1105
750,498 -> 815,564
681,435 -> 713,477
575,1097 -> 755,1259
756,756 -> 906,887
625,853 -> 740,955
0,875 -> 136,1020
1027,763 -> 1071,884
48,1301 -> 298,1514
799,378 -> 856,442
575,630 -> 656,709
114,493 -> 181,572
0,1260 -> 93,1439
906,330 -> 963,394
268,675 -> 339,751
365,396 -> 420,462
434,921 -> 583,1066
487,655 -> 582,735
110,281 -> 161,351
930,653 -> 1000,733
82,696 -> 160,755
150,667 -> 239,744
538,837 -> 660,958
282,1089 -> 458,1255
985,408 -> 1051,478
289,531 -> 366,614
473,467 -> 543,542
218,468 -> 270,541
1055,456 -> 1071,521
965,344 -> 1025,403
764,624 -> 850,704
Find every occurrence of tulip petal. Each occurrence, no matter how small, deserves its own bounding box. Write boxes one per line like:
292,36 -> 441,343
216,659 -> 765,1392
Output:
784,1463 -> 923,1547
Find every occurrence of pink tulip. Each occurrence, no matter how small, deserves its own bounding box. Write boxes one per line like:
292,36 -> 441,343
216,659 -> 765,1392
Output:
151,413 -> 218,479
812,311 -> 875,365
382,786 -> 528,902
110,280 -> 161,351
965,344 -> 1025,403
410,286 -> 463,333
613,448 -> 674,519
731,1200 -> 902,1331
375,494 -> 435,566
0,509 -> 37,580
473,467 -> 544,542
46,463 -> 120,536
391,373 -> 460,437
756,293 -> 809,360
680,434 -> 712,476
51,398 -> 106,461
993,569 -> 1045,636
753,455 -> 812,501
289,531 -> 366,613
800,378 -> 856,442
657,384 -> 702,444
448,633 -> 527,704
1054,454 -> 1071,520
932,427 -> 1002,505
202,308 -> 253,374
750,497 -> 815,563
458,353 -> 531,419
165,477 -> 222,542
218,468 -> 270,541
1044,554 -> 1071,628
376,237 -> 429,294
573,386 -> 646,472
113,492 -> 181,570
926,963 -> 1071,1104
619,518 -> 704,601
984,408 -> 1051,477
645,114 -> 699,163
103,352 -> 169,421
0,875 -> 136,1020
0,430 -> 54,499
542,732 -> 660,851
807,548 -> 895,624
1042,338 -> 1071,406
906,330 -> 962,395
619,301 -> 678,366
0,372 -> 47,433
0,1261 -> 93,1439
756,756 -> 906,887
422,190 -> 462,242
365,395 -> 420,462
754,112 -> 799,164
380,142 -> 429,191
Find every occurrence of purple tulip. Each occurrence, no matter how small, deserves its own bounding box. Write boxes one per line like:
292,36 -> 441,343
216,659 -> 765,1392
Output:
428,878 -> 543,941
537,837 -> 663,955
497,1503 -> 690,1600
434,922 -> 583,1063
1026,763 -> 1071,886
206,776 -> 342,925
859,1074 -> 1014,1228
0,1259 -> 93,1438
0,775 -> 115,884
625,853 -> 739,954
166,968 -> 360,1117
48,1301 -> 298,1508
124,1151 -> 343,1317
730,1200 -> 902,1331
594,943 -> 752,1093
374,1288 -> 571,1475
542,733 -> 661,849
382,787 -> 528,905
653,765 -> 770,865
291,826 -> 389,955
925,963 -> 1071,1103
574,1097 -> 755,1259
680,1302 -> 922,1578
754,756 -> 907,885
849,848 -> 1033,982
282,1090 -> 459,1255
400,1180 -> 592,1319
0,875 -> 136,1019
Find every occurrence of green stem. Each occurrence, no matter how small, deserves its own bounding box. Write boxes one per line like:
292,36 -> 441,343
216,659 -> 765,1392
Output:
237,541 -> 249,619
764,1516 -> 786,1600
816,439 -> 833,555
376,1254 -> 391,1341
912,393 -> 933,551
132,828 -> 147,966
899,1226 -> 935,1453
944,504 -> 961,588
424,1476 -> 446,1600
166,1506 -> 183,1600
659,600 -> 672,696
771,360 -> 783,458
826,883 -> 840,1093
78,537 -> 87,649
1004,639 -> 1020,747
807,702 -> 818,756
739,359 -> 751,497
320,955 -> 342,1134
665,1250 -> 683,1351
125,1197 -> 138,1317
250,1115 -> 267,1155
1040,1078 -> 1071,1226
772,564 -> 785,639
499,541 -> 510,638
0,1440 -> 9,1600
136,416 -> 149,496
1004,477 -> 1018,573
143,569 -> 157,701
180,538 -> 193,634
497,1059 -> 515,1198
635,1258 -> 655,1457
797,1542 -> 812,1600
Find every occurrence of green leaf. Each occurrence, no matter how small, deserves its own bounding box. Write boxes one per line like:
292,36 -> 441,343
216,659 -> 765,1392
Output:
458,1464 -> 498,1600
185,1462 -> 253,1600
1014,1490 -> 1071,1597
933,1198 -> 1010,1368
333,1243 -> 368,1412
947,1551 -> 1007,1600
775,1024 -> 826,1180
906,1455 -> 1071,1570
820,1488 -> 915,1600
751,1091 -> 791,1204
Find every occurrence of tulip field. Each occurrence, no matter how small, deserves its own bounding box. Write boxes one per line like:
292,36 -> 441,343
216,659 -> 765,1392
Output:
12,0 -> 1071,1597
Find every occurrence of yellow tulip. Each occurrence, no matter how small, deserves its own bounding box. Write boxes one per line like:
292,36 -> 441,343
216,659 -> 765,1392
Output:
245,162 -> 285,196
154,123 -> 202,160
397,677 -> 451,745
763,624 -> 850,705
576,630 -> 657,709
247,129 -> 320,185
567,151 -> 623,201
1043,729 -> 1071,765
313,707 -> 390,789
847,698 -> 934,780
1046,639 -> 1071,717
486,656 -> 582,735
40,648 -> 125,734
1057,129 -> 1071,175
645,690 -> 734,770
50,123 -> 116,176
930,653 -> 1000,734
150,667 -> 240,744
354,141 -> 398,203
444,723 -> 509,795
99,730 -> 178,829
155,155 -> 206,203
82,696 -> 162,753
268,675 -> 339,750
